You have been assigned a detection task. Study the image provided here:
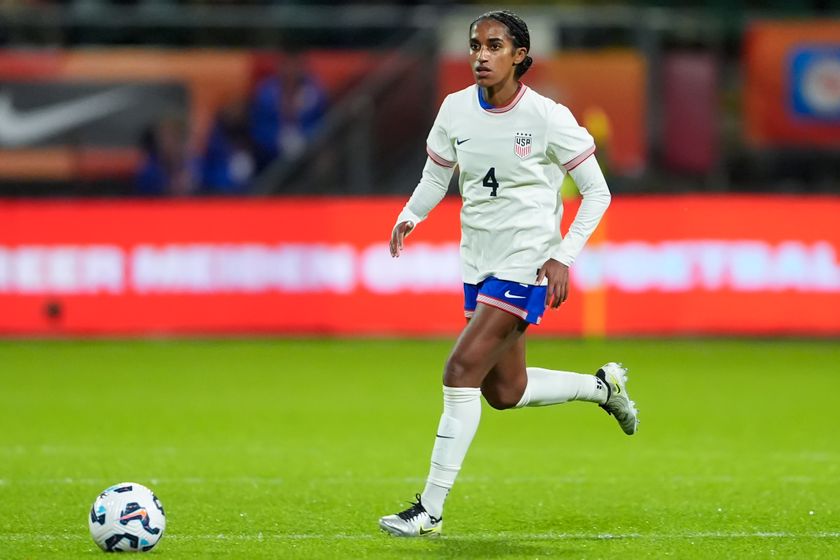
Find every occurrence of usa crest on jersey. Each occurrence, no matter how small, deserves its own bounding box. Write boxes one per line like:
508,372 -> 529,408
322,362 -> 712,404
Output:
514,132 -> 532,159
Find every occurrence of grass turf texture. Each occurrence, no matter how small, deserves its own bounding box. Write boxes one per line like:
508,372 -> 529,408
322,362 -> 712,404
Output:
0,339 -> 838,559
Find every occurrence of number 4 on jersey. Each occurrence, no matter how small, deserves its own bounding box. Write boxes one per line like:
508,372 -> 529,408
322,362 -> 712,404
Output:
482,167 -> 499,197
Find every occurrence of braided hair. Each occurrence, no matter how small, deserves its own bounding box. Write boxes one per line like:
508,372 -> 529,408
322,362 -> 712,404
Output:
470,10 -> 533,79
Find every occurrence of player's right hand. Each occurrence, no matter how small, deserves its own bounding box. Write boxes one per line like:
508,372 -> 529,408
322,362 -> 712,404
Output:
389,221 -> 415,257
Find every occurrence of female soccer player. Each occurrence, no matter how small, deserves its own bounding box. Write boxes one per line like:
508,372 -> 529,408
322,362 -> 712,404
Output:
379,11 -> 639,537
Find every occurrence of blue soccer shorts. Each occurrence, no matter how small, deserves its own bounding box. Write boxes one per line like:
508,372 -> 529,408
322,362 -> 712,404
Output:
463,276 -> 547,325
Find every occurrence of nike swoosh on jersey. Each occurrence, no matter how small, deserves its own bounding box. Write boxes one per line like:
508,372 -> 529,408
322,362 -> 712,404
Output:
0,87 -> 137,147
503,290 -> 526,299
455,138 -> 470,145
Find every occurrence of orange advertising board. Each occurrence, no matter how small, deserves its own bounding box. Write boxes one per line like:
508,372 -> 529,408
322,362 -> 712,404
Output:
1,196 -> 838,337
744,21 -> 840,147
0,49 -> 379,181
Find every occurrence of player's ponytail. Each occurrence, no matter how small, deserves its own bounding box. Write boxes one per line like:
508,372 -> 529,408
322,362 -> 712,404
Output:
470,10 -> 533,79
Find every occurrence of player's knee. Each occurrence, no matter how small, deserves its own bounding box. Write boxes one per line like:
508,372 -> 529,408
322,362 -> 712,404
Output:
443,353 -> 480,386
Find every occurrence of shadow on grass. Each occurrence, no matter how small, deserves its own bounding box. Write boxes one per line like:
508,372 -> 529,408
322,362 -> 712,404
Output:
381,536 -> 583,558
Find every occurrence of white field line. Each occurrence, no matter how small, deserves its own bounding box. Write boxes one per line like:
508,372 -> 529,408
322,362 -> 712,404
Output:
1,532 -> 839,542
0,476 -> 427,486
2,446 -> 837,465
0,474 -> 835,487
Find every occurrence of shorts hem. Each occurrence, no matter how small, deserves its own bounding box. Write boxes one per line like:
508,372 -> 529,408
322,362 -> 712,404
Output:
477,294 -> 529,321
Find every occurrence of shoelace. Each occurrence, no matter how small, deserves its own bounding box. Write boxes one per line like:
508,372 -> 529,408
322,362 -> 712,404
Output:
396,494 -> 427,521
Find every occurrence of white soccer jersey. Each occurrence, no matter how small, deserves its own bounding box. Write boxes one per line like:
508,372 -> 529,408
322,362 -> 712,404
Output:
399,83 -> 609,286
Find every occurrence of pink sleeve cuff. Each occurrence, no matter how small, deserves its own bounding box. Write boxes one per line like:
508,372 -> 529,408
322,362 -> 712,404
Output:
562,145 -> 596,172
426,145 -> 456,168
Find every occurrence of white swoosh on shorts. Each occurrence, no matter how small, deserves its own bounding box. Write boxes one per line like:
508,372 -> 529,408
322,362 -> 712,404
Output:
0,87 -> 137,147
504,290 -> 526,299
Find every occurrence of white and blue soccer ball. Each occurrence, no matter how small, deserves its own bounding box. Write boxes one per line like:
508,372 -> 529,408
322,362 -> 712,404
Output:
89,482 -> 166,552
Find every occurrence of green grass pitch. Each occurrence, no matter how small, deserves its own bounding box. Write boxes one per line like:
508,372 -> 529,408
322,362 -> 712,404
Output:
1,338 -> 839,558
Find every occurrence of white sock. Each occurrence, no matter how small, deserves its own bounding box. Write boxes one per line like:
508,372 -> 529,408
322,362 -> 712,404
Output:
420,386 -> 482,519
515,367 -> 608,408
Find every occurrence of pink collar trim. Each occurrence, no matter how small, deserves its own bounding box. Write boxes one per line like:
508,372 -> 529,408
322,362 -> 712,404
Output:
479,84 -> 528,114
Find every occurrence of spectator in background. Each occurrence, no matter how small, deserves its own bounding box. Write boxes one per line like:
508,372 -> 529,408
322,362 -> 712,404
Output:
250,53 -> 328,171
201,101 -> 256,195
135,116 -> 199,196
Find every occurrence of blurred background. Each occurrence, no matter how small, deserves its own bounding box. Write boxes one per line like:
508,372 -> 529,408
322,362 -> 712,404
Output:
0,0 -> 838,337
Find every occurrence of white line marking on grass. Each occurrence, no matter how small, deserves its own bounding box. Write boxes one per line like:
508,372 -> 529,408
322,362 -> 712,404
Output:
2,532 -> 839,542
0,476 -> 291,486
0,476 -> 431,486
8,473 -> 835,487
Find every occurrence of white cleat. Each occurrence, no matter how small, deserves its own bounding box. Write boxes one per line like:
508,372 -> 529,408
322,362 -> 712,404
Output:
596,362 -> 639,435
379,494 -> 443,537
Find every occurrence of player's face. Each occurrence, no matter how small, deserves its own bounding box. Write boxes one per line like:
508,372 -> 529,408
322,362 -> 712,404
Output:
469,19 -> 527,87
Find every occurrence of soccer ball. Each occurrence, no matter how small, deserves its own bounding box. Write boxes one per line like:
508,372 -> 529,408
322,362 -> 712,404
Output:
89,482 -> 166,552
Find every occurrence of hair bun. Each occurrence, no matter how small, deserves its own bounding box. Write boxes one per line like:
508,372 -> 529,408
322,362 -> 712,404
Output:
515,55 -> 533,78
521,56 -> 533,71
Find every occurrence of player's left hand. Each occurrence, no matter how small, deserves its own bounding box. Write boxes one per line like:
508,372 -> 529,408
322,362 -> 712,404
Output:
536,259 -> 569,308
389,220 -> 415,258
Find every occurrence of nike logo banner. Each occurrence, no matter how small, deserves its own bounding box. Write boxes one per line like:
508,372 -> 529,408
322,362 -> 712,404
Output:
0,82 -> 188,148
